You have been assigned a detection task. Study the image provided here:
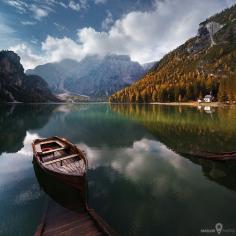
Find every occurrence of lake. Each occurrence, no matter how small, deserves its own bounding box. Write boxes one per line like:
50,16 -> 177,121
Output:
0,103 -> 236,236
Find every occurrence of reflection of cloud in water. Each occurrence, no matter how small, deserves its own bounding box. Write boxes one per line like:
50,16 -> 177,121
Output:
78,138 -> 192,182
14,183 -> 41,205
17,132 -> 41,156
124,139 -> 187,178
0,132 -> 41,187
56,105 -> 72,113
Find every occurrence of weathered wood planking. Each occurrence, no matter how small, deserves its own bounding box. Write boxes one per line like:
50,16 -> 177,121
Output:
35,201 -> 118,236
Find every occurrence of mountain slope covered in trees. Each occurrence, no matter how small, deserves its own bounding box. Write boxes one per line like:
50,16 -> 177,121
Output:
110,5 -> 236,103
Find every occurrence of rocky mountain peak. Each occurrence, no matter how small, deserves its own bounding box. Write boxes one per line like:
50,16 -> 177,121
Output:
0,50 -> 59,103
27,54 -> 146,100
0,51 -> 24,75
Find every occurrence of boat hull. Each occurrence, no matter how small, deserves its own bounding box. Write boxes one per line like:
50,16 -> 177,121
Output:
32,136 -> 88,191
33,155 -> 86,191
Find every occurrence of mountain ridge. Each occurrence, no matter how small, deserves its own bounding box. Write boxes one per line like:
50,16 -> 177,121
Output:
0,50 -> 59,103
27,54 -> 149,100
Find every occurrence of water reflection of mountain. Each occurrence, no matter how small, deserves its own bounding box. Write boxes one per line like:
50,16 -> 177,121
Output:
110,104 -> 236,192
0,104 -> 55,155
110,104 -> 236,153
38,104 -> 149,148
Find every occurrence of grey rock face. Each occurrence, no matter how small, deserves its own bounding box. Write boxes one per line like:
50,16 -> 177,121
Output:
27,54 -> 145,99
0,50 -> 58,103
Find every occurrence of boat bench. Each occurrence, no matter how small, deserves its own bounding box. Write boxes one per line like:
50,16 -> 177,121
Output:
41,147 -> 65,155
44,154 -> 78,165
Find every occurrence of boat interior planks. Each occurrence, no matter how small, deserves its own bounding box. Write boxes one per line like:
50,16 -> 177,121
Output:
32,136 -> 87,190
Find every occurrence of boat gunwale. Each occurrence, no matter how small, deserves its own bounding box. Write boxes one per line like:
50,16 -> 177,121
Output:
32,136 -> 88,177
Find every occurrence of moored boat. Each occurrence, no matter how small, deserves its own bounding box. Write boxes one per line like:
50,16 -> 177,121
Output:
32,136 -> 87,191
183,150 -> 236,161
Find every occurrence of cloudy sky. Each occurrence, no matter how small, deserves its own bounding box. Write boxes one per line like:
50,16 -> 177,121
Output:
0,0 -> 235,69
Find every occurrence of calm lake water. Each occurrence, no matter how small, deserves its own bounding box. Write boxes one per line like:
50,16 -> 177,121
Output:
0,103 -> 236,236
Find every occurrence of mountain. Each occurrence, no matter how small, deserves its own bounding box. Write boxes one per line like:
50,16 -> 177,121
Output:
0,51 -> 59,103
141,61 -> 157,71
27,55 -> 145,100
109,5 -> 236,103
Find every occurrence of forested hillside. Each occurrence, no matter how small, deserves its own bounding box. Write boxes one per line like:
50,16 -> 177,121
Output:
109,5 -> 236,103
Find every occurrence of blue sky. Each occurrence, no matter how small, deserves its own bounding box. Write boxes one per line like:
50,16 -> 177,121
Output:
0,0 -> 235,69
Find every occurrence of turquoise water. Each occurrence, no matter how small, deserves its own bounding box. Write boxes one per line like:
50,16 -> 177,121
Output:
0,103 -> 236,236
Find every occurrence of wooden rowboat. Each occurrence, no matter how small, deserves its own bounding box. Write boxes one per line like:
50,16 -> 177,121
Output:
32,140 -> 118,236
182,151 -> 236,161
32,136 -> 87,191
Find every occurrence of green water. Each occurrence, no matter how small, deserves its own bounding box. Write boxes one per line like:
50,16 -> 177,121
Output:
0,103 -> 236,236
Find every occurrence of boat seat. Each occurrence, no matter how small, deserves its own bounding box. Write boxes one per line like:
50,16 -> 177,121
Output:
44,154 -> 79,165
41,147 -> 65,155
42,153 -> 61,163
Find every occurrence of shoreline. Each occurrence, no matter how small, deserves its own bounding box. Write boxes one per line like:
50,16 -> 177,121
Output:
151,102 -> 236,107
151,102 -> 220,107
110,101 -> 236,107
1,101 -> 236,108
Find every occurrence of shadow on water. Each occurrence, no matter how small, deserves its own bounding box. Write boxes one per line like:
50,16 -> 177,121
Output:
182,154 -> 236,192
33,161 -> 85,212
0,104 -> 56,155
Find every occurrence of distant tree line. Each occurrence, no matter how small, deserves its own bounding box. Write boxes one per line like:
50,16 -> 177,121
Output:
110,41 -> 236,103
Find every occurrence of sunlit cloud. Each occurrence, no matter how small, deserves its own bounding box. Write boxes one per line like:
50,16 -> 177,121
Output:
6,0 -> 236,68
68,0 -> 81,11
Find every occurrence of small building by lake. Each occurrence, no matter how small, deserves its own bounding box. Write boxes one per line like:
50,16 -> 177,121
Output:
203,95 -> 214,103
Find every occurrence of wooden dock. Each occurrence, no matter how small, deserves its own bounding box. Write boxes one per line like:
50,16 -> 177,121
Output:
35,200 -> 117,236
33,149 -> 118,236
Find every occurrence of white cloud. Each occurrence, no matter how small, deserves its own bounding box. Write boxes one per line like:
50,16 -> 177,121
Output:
101,10 -> 114,31
9,0 -> 236,69
68,0 -> 88,10
80,0 -> 89,9
30,4 -> 49,20
54,22 -> 66,31
41,36 -> 83,62
3,1 -> 53,20
21,21 -> 37,26
17,132 -> 41,156
4,0 -> 28,13
78,138 -> 188,182
58,2 -> 68,8
76,0 -> 231,63
95,0 -> 107,4
9,43 -> 45,70
69,1 -> 81,11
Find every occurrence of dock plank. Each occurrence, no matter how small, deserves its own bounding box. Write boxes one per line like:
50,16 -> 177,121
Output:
36,201 -> 117,236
